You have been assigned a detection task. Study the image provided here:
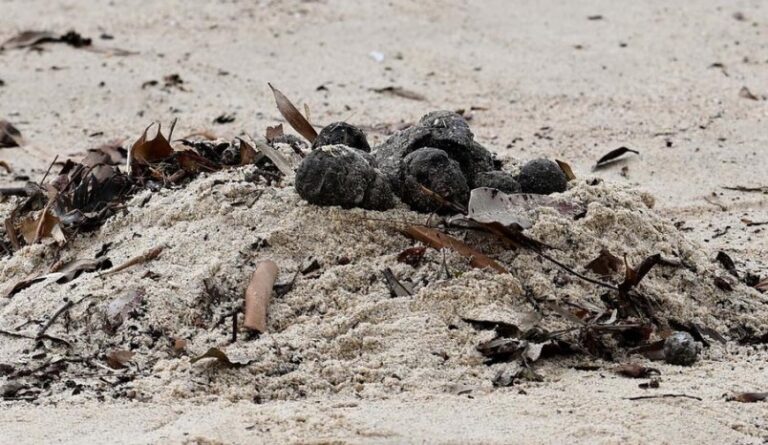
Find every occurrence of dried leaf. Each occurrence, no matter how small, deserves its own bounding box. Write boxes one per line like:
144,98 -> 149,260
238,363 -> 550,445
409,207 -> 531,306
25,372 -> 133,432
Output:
267,83 -> 318,142
463,318 -> 521,338
467,188 -> 533,229
266,124 -> 284,143
0,30 -> 58,50
190,347 -> 255,368
238,138 -> 261,166
714,276 -> 733,292
620,254 -> 661,293
630,340 -> 666,361
251,138 -> 294,176
397,246 -> 427,267
593,147 -> 639,170
104,289 -> 145,333
403,225 -> 506,273
727,392 -> 767,403
19,207 -> 65,245
106,350 -> 134,369
0,120 -> 24,148
615,363 -> 660,378
382,267 -> 413,297
372,86 -> 426,101
46,257 -> 112,284
129,122 -> 174,168
555,159 -> 577,180
715,251 -> 738,277
739,86 -> 759,100
0,160 -> 11,173
586,249 -> 623,277
755,277 -> 768,292
176,150 -> 221,173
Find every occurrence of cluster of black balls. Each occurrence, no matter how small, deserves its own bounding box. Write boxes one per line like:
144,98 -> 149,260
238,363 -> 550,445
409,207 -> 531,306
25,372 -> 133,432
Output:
295,111 -> 569,212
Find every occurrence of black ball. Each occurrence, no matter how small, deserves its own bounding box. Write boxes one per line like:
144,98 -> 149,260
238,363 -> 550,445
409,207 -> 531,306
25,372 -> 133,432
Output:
517,158 -> 568,195
312,122 -> 371,152
473,171 -> 521,194
400,147 -> 469,213
295,145 -> 393,210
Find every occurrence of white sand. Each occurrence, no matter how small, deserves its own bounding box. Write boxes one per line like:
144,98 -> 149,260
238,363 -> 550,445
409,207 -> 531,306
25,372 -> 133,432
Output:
1,0 -> 768,444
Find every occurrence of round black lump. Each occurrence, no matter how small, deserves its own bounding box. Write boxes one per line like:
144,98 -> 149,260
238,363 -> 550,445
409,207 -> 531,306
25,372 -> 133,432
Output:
295,145 -> 393,210
473,171 -> 522,194
663,331 -> 700,366
517,158 -> 568,195
312,122 -> 371,152
400,147 -> 469,213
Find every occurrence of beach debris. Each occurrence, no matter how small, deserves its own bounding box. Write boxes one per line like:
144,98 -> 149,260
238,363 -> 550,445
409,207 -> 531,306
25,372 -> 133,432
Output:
555,159 -> 577,180
0,30 -> 84,50
727,392 -> 767,403
295,145 -> 394,210
593,147 -> 639,170
312,122 -> 371,152
397,246 -> 426,267
0,160 -> 11,173
0,120 -> 24,148
714,276 -> 733,292
723,185 -> 768,193
213,113 -> 235,125
586,249 -> 623,277
755,278 -> 768,292
106,350 -> 134,369
614,363 -> 660,378
371,86 -> 426,101
244,260 -> 279,334
250,139 -> 294,176
663,331 -> 700,366
104,289 -> 145,333
715,251 -> 738,277
517,159 -> 568,194
19,205 -> 66,245
401,148 -> 469,212
129,122 -> 174,170
101,246 -> 164,277
403,225 -> 506,273
739,86 -> 759,101
3,256 -> 112,298
190,348 -> 255,368
462,318 -> 523,337
473,171 -> 522,194
382,268 -> 413,297
626,393 -> 702,401
268,83 -> 317,142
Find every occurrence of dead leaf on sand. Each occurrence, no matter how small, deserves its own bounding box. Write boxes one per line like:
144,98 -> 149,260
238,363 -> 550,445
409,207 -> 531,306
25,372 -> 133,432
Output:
371,86 -> 426,101
106,350 -> 134,369
739,86 -> 759,101
267,83 -> 318,143
0,161 -> 11,173
0,120 -> 24,148
403,225 -> 507,273
593,147 -> 639,170
727,392 -> 767,403
586,249 -> 623,277
0,30 -> 58,50
19,207 -> 66,245
190,348 -> 255,368
129,122 -> 174,168
556,159 -> 577,180
614,363 -> 660,378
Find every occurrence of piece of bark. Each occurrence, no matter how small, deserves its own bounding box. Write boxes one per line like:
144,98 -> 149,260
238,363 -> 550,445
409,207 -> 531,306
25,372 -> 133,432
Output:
244,260 -> 279,333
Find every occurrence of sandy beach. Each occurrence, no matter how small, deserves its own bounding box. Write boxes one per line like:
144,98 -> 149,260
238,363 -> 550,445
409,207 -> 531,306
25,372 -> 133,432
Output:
1,1 -> 767,444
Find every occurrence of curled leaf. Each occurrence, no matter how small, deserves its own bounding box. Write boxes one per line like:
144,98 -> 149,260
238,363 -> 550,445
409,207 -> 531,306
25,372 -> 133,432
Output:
586,249 -> 623,277
0,120 -> 24,148
190,347 -> 255,368
593,147 -> 639,170
403,225 -> 506,273
555,159 -> 577,180
267,83 -> 318,142
106,350 -> 134,369
129,122 -> 174,168
615,363 -> 660,378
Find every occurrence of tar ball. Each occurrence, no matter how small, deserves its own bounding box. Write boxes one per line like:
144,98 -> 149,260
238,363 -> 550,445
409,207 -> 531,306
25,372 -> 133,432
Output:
473,171 -> 522,194
312,122 -> 371,152
400,147 -> 469,213
295,145 -> 393,210
517,158 -> 568,195
663,331 -> 701,366
219,144 -> 240,166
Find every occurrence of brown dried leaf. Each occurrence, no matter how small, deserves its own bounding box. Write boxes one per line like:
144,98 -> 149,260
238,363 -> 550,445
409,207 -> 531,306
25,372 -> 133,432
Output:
238,138 -> 261,166
176,150 -> 221,173
372,86 -> 426,101
0,120 -> 24,148
190,347 -> 254,368
593,147 -> 639,170
739,86 -> 759,100
129,122 -> 174,167
265,124 -> 284,143
403,225 -> 507,273
556,159 -> 577,180
267,83 -> 318,142
727,392 -> 767,403
19,208 -> 65,245
620,254 -> 661,292
0,30 -> 58,50
586,249 -> 623,277
106,350 -> 134,369
0,160 -> 11,173
615,363 -> 660,378
397,246 -> 427,267
755,277 -> 768,292
251,138 -> 294,176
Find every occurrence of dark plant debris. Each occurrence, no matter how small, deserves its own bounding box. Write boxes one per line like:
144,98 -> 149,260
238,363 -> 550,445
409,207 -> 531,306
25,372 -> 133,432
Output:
593,147 -> 640,170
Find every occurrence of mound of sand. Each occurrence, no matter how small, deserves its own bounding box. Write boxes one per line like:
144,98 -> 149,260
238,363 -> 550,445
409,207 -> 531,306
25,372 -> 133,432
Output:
1,166 -> 767,404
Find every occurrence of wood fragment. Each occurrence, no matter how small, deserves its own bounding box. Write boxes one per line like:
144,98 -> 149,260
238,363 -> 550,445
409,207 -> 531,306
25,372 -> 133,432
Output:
625,393 -> 702,401
244,260 -> 279,333
555,159 -> 577,180
101,246 -> 164,277
403,225 -> 506,273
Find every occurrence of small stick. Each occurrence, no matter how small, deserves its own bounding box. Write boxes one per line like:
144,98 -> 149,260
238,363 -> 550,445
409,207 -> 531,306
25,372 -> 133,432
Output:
625,393 -> 702,401
101,246 -> 165,277
36,300 -> 74,339
39,155 -> 59,186
231,312 -> 238,343
243,260 -> 279,333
